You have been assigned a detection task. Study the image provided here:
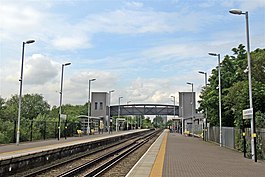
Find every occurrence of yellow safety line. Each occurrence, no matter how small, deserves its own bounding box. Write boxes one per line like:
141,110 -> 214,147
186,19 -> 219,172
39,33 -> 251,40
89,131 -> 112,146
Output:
149,131 -> 168,177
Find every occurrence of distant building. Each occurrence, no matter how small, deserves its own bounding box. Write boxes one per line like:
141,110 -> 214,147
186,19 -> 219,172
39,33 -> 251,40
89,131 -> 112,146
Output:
91,92 -> 109,131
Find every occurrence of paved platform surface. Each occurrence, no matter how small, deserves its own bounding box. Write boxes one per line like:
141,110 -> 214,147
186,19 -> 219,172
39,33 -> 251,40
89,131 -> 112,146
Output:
163,133 -> 265,177
127,130 -> 265,177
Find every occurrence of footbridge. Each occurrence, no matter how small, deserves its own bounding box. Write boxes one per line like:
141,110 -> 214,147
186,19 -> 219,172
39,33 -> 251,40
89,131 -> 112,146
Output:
110,104 -> 179,116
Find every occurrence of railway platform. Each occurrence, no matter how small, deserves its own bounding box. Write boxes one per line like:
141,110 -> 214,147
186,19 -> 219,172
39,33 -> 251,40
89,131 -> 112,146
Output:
0,129 -> 149,176
0,129 -> 147,160
127,129 -> 265,177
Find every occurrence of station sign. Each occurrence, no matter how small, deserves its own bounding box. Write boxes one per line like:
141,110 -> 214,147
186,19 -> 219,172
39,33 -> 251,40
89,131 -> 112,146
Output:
243,108 -> 253,119
60,114 -> 67,120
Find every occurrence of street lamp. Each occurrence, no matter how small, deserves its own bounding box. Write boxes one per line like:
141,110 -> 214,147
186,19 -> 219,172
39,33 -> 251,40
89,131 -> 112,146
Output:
186,82 -> 194,136
58,62 -> 71,140
108,90 -> 115,134
171,96 -> 176,119
87,78 -> 96,135
171,96 -> 176,132
229,9 -> 256,161
199,71 -> 208,141
117,96 -> 123,131
209,52 -> 222,147
126,101 -> 131,130
17,39 -> 35,145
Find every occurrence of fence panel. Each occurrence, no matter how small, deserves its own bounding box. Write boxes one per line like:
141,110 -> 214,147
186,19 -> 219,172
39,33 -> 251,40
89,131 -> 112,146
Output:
0,119 -> 81,144
208,126 -> 264,160
222,127 -> 235,149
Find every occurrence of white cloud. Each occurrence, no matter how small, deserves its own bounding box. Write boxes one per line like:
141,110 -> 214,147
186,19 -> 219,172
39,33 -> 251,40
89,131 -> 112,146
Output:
125,1 -> 144,9
151,91 -> 170,103
0,4 -> 41,30
52,35 -> 92,50
24,54 -> 59,85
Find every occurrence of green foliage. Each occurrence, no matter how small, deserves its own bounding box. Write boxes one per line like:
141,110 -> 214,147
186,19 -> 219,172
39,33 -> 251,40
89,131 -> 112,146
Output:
199,45 -> 265,128
256,111 -> 265,129
153,116 -> 165,128
1,94 -> 50,121
142,117 -> 153,128
0,94 -> 85,143
0,119 -> 15,143
22,94 -> 50,120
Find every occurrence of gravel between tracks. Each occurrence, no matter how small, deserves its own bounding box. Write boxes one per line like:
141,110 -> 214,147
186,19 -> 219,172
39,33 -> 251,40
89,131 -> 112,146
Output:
101,132 -> 161,177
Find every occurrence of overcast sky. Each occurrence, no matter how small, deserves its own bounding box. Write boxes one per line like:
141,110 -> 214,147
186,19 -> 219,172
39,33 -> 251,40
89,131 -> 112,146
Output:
0,0 -> 265,108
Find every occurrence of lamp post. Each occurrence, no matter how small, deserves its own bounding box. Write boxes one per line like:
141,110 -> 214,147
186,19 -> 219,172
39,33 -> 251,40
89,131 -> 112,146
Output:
229,9 -> 256,161
108,90 -> 115,134
58,62 -> 71,140
199,71 -> 208,141
87,78 -> 96,135
186,82 -> 194,136
126,101 -> 131,130
181,92 -> 184,134
171,96 -> 176,132
209,52 -> 222,147
117,96 -> 123,131
17,40 -> 35,145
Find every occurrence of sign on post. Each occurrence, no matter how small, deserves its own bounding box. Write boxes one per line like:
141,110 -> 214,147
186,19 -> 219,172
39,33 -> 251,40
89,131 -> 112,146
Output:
60,114 -> 67,121
243,108 -> 253,119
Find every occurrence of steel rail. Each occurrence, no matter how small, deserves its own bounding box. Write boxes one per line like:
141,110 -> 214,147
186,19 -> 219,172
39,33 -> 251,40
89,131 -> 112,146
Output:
58,130 -> 161,177
87,131 -> 159,177
24,131 -> 152,177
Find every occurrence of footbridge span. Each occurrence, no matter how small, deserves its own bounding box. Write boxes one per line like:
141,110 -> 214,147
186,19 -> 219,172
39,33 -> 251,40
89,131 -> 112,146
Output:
110,104 -> 179,116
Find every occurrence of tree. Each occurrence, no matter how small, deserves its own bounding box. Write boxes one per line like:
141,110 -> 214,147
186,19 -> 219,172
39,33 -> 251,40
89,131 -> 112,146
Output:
153,116 -> 164,128
3,94 -> 50,121
199,45 -> 265,128
142,117 -> 153,128
0,96 -> 7,120
4,95 -> 19,121
22,94 -> 50,120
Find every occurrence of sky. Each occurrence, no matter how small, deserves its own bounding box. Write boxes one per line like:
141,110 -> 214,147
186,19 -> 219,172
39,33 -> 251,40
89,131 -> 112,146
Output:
0,0 -> 265,108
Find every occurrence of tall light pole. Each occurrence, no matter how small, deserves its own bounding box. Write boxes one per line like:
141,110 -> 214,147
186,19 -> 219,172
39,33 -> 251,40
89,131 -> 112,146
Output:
58,62 -> 71,140
171,96 -> 176,131
186,82 -> 194,136
126,101 -> 131,129
108,90 -> 115,134
117,96 -> 123,131
209,52 -> 222,147
181,92 -> 184,135
229,9 -> 256,161
199,71 -> 208,141
17,40 -> 35,145
87,78 -> 96,135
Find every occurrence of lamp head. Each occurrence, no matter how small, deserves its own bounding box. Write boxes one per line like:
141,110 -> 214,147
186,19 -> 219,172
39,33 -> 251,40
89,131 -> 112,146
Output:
186,82 -> 193,85
208,53 -> 218,56
25,40 -> 35,44
198,71 -> 205,74
109,90 -> 115,93
64,62 -> 71,66
90,78 -> 96,81
229,9 -> 243,15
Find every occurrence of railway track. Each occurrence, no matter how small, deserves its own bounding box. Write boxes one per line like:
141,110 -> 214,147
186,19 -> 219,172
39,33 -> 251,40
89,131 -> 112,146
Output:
59,129 -> 160,177
20,129 -> 161,177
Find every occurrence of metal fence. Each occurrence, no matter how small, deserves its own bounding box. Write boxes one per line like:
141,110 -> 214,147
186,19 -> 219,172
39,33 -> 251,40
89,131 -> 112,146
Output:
0,120 -> 81,144
208,126 -> 265,160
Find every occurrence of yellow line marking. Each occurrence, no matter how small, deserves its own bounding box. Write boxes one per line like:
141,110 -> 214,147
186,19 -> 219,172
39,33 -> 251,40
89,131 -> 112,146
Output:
149,131 -> 168,177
